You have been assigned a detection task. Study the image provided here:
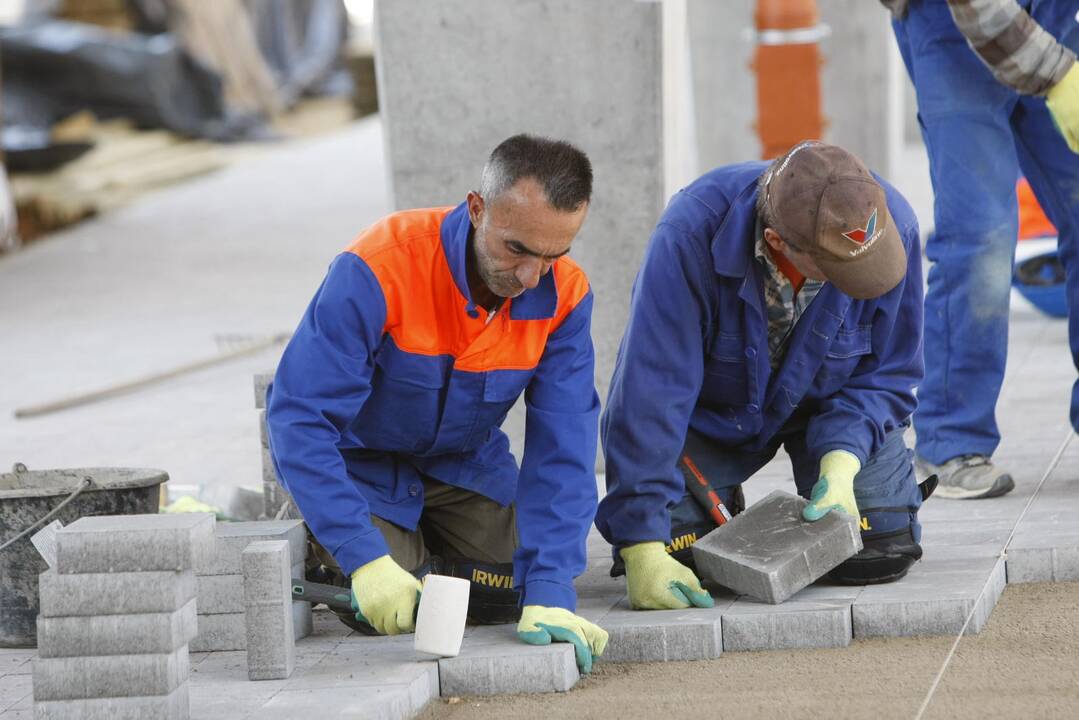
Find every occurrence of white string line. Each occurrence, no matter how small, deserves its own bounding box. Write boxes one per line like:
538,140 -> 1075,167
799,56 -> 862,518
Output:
912,429 -> 1074,720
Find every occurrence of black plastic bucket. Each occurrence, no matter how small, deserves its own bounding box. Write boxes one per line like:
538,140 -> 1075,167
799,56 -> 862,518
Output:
0,465 -> 168,647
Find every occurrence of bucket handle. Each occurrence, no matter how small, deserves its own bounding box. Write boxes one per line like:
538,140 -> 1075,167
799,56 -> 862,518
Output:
0,475 -> 93,553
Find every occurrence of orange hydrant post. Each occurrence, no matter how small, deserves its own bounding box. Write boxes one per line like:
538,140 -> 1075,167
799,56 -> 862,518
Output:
753,0 -> 827,159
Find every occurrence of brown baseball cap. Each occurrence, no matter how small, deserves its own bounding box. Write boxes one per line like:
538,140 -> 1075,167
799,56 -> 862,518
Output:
762,141 -> 906,300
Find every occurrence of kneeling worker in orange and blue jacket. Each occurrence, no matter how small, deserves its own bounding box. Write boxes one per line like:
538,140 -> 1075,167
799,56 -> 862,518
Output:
598,142 -> 936,610
266,135 -> 607,671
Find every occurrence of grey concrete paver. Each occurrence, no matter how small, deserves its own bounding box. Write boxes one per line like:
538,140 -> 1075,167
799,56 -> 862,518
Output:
55,513 -> 215,575
691,490 -> 862,604
242,541 -> 295,680
204,521 -> 305,577
32,651 -> 190,701
0,674 -> 32,712
33,685 -> 189,720
38,569 -> 196,618
36,600 -> 197,658
721,589 -> 856,651
190,614 -> 246,653
853,555 -> 1007,637
438,637 -> 577,696
0,651 -> 33,676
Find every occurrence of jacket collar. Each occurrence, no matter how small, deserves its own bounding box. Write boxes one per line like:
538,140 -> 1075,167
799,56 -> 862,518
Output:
440,202 -> 558,321
709,177 -> 761,279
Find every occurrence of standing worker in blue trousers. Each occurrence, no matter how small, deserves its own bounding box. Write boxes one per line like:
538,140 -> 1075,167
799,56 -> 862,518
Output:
884,0 -> 1079,498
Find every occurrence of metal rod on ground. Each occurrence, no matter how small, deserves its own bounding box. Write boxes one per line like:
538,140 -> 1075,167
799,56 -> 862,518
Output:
14,333 -> 290,419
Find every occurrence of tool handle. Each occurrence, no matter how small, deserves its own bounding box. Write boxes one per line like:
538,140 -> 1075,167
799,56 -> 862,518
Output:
680,454 -> 732,526
291,578 -> 355,613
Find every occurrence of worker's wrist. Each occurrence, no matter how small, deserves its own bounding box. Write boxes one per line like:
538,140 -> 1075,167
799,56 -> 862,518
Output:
619,541 -> 667,563
350,553 -> 393,582
820,449 -> 861,482
1049,62 -> 1079,97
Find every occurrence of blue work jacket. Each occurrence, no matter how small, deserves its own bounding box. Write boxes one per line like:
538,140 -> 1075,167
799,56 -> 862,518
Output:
595,162 -> 924,548
266,203 -> 600,611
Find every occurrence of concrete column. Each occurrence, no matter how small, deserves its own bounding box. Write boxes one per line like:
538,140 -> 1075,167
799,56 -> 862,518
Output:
374,0 -> 666,463
687,0 -> 758,171
818,0 -> 897,178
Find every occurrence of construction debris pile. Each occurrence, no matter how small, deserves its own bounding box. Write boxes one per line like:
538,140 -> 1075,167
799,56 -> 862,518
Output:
0,0 -> 369,248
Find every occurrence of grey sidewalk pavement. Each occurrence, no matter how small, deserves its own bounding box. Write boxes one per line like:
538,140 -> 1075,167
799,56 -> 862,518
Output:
3,117 -> 1078,719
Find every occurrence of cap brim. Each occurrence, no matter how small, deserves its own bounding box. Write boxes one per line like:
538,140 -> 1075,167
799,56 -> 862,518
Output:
814,205 -> 907,300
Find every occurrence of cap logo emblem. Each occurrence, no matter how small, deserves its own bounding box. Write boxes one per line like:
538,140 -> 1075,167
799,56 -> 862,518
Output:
842,208 -> 878,245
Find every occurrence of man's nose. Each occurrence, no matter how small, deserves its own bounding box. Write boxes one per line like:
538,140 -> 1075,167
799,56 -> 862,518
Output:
516,258 -> 545,289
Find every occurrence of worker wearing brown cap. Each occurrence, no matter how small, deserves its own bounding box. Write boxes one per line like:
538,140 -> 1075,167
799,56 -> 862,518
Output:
596,141 -> 935,610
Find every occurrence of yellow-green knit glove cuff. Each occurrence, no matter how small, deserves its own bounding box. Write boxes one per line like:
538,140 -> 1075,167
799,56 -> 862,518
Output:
1047,63 -> 1079,152
803,450 -> 861,521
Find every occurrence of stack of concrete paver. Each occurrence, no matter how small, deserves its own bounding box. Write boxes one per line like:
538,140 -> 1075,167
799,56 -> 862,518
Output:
32,513 -> 215,719
254,371 -> 290,519
192,519 -> 311,652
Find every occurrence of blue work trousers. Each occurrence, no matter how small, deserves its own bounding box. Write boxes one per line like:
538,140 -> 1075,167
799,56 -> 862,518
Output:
893,0 -> 1079,464
669,423 -> 924,545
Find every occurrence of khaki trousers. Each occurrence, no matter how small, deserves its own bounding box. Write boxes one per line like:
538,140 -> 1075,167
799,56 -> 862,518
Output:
302,476 -> 517,577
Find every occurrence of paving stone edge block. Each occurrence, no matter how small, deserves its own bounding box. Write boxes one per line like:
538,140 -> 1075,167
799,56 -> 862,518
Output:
55,513 -> 216,575
243,541 -> 295,681
600,614 -> 724,663
190,613 -> 247,652
201,520 -> 306,576
32,684 -> 190,720
36,599 -> 198,659
254,372 -> 273,409
38,569 -> 196,618
33,651 -> 190,701
196,562 -> 304,614
1006,545 -> 1079,583
721,603 -> 853,651
851,558 -> 1007,638
437,643 -> 579,696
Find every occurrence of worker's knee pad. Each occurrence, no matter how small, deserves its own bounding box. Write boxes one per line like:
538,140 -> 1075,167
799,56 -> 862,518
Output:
446,559 -> 521,625
829,508 -> 923,585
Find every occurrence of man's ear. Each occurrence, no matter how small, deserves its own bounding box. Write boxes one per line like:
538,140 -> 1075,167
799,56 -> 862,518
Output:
763,227 -> 786,254
466,191 -> 484,228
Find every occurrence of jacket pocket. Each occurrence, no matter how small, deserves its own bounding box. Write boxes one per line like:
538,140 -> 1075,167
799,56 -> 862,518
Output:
353,344 -> 447,452
820,324 -> 873,379
701,331 -> 750,406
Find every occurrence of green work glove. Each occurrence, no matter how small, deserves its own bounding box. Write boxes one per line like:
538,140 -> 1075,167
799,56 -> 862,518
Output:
516,605 -> 608,674
1047,63 -> 1079,153
620,541 -> 714,610
349,555 -> 422,636
803,449 -> 861,521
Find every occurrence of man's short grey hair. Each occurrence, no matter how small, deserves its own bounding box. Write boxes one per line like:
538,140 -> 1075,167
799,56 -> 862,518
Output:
755,156 -> 782,231
480,134 -> 593,211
